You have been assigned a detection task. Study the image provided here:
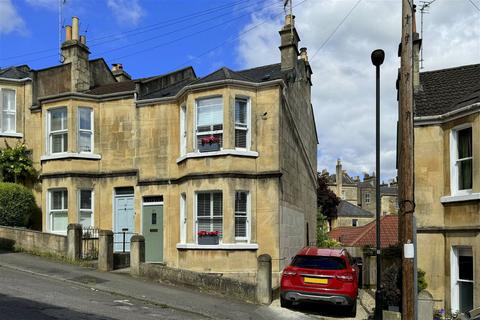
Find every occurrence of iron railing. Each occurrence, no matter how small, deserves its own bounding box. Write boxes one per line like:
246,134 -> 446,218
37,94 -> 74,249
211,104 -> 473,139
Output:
113,231 -> 136,253
81,226 -> 99,260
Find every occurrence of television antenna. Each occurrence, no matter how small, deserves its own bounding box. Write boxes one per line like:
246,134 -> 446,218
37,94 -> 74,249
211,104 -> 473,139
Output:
419,0 -> 436,69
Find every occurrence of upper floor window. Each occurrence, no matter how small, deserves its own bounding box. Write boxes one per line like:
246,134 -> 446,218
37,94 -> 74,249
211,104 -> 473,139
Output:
49,189 -> 68,233
48,108 -> 68,154
452,126 -> 473,193
364,192 -> 371,204
196,191 -> 223,241
79,190 -> 93,227
180,105 -> 186,156
196,97 -> 223,151
234,98 -> 249,149
235,191 -> 249,242
1,89 -> 16,133
78,107 -> 93,153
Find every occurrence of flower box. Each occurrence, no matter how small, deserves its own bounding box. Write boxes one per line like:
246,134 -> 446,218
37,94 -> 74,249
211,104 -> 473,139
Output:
199,136 -> 220,153
197,231 -> 219,245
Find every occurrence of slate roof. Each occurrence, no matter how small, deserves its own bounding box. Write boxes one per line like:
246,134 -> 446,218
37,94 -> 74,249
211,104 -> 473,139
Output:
191,67 -> 254,85
236,63 -> 283,82
0,65 -> 31,79
141,78 -> 197,99
327,173 -> 357,185
337,200 -> 374,218
86,80 -> 136,95
380,185 -> 397,196
328,215 -> 398,248
414,64 -> 480,117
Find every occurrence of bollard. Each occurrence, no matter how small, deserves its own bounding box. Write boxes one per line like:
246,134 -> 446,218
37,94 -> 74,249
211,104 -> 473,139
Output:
98,230 -> 114,272
256,254 -> 272,304
67,223 -> 82,260
130,235 -> 145,276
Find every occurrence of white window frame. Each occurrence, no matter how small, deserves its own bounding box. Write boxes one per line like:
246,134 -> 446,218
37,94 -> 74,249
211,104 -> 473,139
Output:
0,88 -> 16,133
234,97 -> 251,150
234,190 -> 250,242
180,104 -> 187,156
179,193 -> 187,243
195,191 -> 223,243
450,246 -> 474,313
48,188 -> 68,234
47,107 -> 68,154
77,107 -> 93,154
195,96 -> 223,151
450,124 -> 473,196
364,192 -> 371,204
78,189 -> 94,228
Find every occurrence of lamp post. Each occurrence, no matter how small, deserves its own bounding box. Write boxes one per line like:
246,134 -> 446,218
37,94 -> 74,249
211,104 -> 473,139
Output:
371,48 -> 385,320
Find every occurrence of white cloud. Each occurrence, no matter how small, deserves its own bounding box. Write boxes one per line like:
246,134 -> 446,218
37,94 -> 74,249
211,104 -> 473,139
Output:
0,0 -> 26,35
107,0 -> 145,26
236,0 -> 479,181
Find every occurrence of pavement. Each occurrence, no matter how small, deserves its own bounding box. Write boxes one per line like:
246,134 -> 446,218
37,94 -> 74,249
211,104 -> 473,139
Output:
0,250 -> 372,319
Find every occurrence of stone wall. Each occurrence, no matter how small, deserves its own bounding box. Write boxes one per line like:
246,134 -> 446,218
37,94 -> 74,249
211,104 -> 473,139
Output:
0,225 -> 67,257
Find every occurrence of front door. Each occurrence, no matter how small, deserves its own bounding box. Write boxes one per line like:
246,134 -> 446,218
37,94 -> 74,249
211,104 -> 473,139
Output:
142,198 -> 163,262
114,192 -> 135,252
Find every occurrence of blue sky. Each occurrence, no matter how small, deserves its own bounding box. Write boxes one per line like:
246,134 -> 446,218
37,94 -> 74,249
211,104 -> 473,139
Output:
0,0 -> 283,78
1,0 -> 479,181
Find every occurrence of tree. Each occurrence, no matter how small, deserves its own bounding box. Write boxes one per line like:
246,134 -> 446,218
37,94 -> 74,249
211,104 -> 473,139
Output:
0,141 -> 37,184
317,172 -> 340,221
316,210 -> 341,248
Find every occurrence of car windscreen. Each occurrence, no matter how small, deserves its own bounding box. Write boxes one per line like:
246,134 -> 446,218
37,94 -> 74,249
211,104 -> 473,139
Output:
291,255 -> 346,270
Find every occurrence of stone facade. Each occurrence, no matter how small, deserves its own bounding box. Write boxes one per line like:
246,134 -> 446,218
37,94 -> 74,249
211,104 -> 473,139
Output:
0,15 -> 317,286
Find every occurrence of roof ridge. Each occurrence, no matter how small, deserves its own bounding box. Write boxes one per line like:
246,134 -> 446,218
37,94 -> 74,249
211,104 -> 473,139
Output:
236,63 -> 281,73
420,63 -> 480,75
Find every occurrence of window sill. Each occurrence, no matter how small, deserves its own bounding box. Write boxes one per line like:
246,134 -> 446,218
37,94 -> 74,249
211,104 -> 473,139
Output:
440,193 -> 480,204
41,153 -> 101,162
0,132 -> 22,138
176,149 -> 258,163
176,243 -> 259,250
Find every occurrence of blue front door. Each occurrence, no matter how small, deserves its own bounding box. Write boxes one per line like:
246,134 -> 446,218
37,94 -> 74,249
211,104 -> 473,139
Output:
114,195 -> 135,252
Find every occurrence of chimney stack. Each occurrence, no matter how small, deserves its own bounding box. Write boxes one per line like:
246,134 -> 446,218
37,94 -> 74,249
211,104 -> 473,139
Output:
111,63 -> 132,82
336,159 -> 343,196
61,16 -> 90,92
279,14 -> 300,72
412,5 -> 422,92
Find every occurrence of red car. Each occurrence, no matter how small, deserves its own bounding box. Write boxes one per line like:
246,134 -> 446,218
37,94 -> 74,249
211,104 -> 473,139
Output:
280,247 -> 359,317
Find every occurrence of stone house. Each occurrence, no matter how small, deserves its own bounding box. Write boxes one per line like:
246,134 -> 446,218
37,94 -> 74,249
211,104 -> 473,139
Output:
0,15 -> 318,285
414,62 -> 480,313
330,200 -> 374,229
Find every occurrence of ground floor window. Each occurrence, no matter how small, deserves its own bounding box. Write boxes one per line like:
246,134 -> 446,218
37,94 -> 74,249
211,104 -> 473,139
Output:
49,189 -> 68,233
196,191 -> 223,240
235,191 -> 249,241
451,246 -> 474,313
79,190 -> 93,227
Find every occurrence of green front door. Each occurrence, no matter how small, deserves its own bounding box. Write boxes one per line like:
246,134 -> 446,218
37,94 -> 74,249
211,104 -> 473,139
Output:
142,204 -> 163,262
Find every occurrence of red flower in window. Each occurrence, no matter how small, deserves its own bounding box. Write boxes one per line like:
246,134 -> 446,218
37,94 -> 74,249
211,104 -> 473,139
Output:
200,135 -> 220,145
197,230 -> 219,237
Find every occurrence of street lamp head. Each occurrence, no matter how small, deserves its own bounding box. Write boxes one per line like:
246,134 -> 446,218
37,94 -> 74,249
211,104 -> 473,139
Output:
371,49 -> 385,67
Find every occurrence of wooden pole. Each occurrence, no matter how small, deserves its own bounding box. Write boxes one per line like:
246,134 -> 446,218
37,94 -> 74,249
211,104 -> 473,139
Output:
399,0 -> 415,319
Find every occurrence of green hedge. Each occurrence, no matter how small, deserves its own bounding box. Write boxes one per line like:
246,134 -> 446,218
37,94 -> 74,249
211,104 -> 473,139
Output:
0,182 -> 36,227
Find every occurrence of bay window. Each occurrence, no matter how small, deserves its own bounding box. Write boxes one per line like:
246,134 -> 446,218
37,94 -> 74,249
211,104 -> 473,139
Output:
78,107 -> 93,153
234,98 -> 249,149
1,89 -> 16,133
48,108 -> 68,154
451,126 -> 473,194
235,191 -> 249,241
79,190 -> 93,227
49,189 -> 68,233
196,191 -> 223,240
196,97 -> 223,150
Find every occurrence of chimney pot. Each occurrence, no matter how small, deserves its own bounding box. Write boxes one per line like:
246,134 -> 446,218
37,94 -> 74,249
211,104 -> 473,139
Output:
72,16 -> 79,40
111,63 -> 123,72
65,25 -> 72,41
80,35 -> 86,45
285,14 -> 295,27
300,47 -> 308,62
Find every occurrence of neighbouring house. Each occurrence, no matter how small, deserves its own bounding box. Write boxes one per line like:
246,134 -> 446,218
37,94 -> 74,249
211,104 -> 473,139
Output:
325,159 -> 360,204
330,200 -> 374,229
328,215 -> 399,288
0,15 -> 318,286
414,60 -> 480,312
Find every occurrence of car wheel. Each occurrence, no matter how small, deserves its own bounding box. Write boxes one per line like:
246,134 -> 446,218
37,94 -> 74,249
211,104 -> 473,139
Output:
346,301 -> 357,317
280,296 -> 292,308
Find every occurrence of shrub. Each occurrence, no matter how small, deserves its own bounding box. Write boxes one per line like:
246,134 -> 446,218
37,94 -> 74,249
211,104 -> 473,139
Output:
382,264 -> 402,309
0,141 -> 37,184
0,182 -> 36,227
